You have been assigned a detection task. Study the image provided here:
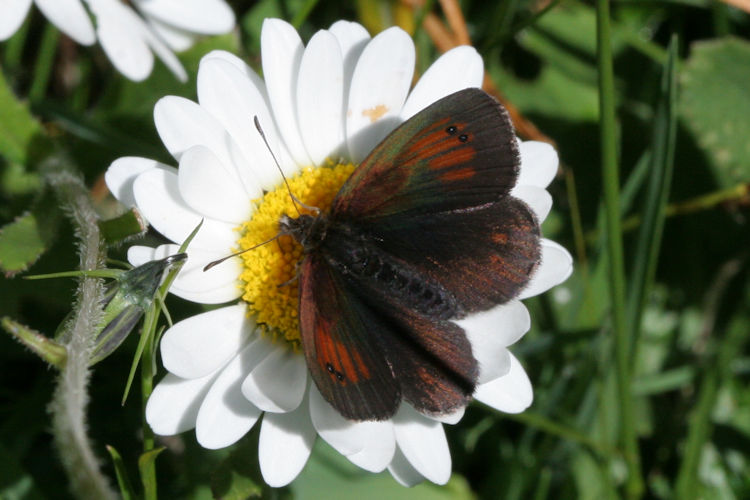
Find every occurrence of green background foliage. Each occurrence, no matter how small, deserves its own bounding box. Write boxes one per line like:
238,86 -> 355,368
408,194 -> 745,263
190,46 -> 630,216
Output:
1,0 -> 749,498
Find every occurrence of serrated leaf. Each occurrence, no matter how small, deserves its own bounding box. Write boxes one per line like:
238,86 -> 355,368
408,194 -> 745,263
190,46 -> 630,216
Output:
0,70 -> 43,166
0,211 -> 56,275
681,37 -> 750,188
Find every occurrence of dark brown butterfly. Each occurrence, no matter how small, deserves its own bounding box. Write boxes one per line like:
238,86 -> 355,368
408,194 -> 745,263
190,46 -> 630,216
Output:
280,88 -> 541,421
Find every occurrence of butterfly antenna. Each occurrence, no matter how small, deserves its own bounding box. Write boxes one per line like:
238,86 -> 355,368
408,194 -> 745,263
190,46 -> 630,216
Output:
254,117 -> 319,216
203,234 -> 281,271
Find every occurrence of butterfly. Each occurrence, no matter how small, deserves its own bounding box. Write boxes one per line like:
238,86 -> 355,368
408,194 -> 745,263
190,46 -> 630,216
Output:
279,88 -> 541,421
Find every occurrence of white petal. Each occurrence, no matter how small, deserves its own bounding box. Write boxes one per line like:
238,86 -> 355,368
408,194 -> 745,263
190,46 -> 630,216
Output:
327,21 -> 370,111
400,45 -> 483,120
296,30 -> 345,165
145,16 -> 196,51
511,185 -> 552,223
473,352 -> 533,414
345,420 -> 396,473
259,393 -> 316,487
519,239 -> 573,299
455,298 -> 534,383
457,299 -> 530,348
328,20 -> 370,58
88,0 -> 154,82
126,244 -> 242,304
388,446 -> 426,487
425,406 -> 465,425
197,56 -> 288,191
36,0 -> 95,45
126,245 -> 166,267
159,304 -> 252,378
308,386 -> 361,455
203,50 -> 266,88
346,27 -> 414,163
242,346 -> 308,413
105,156 -> 172,207
0,0 -> 31,41
153,96 -> 242,183
178,145 -> 252,224
518,141 -> 558,189
138,16 -> 187,82
195,344 -> 264,449
261,18 -> 311,167
132,167 -> 237,252
146,371 -> 218,435
135,0 -> 235,34
392,405 -> 451,485
308,386 -> 394,468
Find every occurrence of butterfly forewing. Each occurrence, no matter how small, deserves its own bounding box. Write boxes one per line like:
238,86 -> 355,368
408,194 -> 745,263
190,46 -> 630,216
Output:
333,88 -> 519,220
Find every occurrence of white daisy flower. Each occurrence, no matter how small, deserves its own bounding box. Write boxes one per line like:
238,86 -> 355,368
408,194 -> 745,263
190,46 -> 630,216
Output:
105,18 -> 573,487
0,0 -> 235,81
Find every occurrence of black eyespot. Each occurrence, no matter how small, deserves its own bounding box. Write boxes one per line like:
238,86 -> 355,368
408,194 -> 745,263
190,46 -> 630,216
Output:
458,134 -> 469,142
445,125 -> 457,135
326,363 -> 335,373
335,371 -> 345,381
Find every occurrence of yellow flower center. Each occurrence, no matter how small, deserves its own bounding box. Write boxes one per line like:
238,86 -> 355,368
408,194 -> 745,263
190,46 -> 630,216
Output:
237,161 -> 356,345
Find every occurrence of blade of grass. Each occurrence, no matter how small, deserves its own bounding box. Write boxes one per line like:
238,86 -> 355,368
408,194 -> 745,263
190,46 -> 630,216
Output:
626,36 -> 678,361
106,445 -> 137,500
674,258 -> 748,499
503,410 -> 615,457
596,1 -> 643,497
28,24 -> 59,101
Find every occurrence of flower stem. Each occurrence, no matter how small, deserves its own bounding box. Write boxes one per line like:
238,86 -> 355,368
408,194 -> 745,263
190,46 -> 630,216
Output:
596,1 -> 643,498
140,306 -> 159,500
46,165 -> 117,500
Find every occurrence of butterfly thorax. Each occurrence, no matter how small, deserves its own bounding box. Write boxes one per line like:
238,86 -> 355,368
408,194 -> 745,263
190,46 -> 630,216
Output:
279,213 -> 328,251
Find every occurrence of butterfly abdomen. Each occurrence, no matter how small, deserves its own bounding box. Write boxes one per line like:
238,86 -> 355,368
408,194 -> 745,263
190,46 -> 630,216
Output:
323,224 -> 463,321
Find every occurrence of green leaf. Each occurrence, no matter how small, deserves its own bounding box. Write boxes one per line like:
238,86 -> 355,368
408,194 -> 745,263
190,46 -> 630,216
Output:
1,317 -> 66,368
626,35 -> 679,359
106,445 -> 137,500
0,70 -> 45,166
99,208 -> 148,245
0,211 -> 57,275
138,447 -> 165,500
681,36 -> 750,188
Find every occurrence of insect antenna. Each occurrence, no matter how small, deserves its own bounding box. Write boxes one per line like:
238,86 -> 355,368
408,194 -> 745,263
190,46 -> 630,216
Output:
254,116 -> 319,216
203,234 -> 281,271
205,117 -> 320,273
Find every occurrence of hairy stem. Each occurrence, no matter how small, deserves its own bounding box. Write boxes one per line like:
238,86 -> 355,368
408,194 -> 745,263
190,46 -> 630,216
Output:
46,166 -> 117,500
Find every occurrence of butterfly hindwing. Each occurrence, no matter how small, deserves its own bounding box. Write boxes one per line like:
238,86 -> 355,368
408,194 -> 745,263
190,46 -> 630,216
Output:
362,196 -> 541,314
333,88 -> 519,220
